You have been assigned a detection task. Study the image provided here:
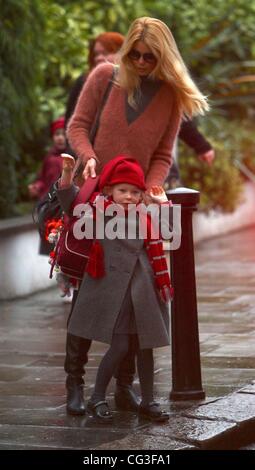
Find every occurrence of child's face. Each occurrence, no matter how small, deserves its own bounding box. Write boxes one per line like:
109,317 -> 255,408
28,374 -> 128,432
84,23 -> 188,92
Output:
109,183 -> 143,209
53,128 -> 66,151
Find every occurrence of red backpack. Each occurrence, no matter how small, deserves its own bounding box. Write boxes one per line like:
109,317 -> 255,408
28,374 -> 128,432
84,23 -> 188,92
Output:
50,177 -> 99,281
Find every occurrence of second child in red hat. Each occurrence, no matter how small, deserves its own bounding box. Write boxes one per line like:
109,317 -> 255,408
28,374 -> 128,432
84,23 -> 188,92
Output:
28,116 -> 67,201
57,154 -> 173,422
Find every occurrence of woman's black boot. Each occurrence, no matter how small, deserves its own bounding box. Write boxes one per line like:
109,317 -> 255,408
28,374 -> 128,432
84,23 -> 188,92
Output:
66,377 -> 86,415
65,332 -> 91,416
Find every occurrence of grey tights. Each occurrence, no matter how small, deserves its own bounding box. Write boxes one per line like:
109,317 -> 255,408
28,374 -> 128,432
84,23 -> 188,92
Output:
91,334 -> 154,405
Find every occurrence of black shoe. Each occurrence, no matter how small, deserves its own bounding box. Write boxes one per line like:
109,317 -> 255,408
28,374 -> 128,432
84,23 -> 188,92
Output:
114,385 -> 141,411
138,401 -> 169,422
66,383 -> 86,415
87,400 -> 113,423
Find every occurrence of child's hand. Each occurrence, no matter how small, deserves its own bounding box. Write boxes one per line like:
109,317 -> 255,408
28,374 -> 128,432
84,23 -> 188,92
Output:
61,153 -> 75,172
60,154 -> 75,188
149,186 -> 168,203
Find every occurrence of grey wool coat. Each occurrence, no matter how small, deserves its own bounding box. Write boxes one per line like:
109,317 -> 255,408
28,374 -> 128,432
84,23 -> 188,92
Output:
57,184 -> 170,350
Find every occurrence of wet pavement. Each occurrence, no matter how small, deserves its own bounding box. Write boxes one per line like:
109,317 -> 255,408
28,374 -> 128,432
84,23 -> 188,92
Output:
0,226 -> 255,450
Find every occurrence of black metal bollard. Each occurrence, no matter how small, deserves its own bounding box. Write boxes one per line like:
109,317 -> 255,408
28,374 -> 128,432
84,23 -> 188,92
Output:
166,187 -> 205,400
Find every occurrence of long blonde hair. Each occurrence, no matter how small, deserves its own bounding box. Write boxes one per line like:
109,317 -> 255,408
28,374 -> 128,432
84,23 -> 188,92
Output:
117,17 -> 209,117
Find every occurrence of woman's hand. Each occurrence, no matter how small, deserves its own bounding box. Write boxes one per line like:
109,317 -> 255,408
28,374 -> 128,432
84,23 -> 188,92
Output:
149,185 -> 168,204
83,157 -> 97,180
198,149 -> 215,166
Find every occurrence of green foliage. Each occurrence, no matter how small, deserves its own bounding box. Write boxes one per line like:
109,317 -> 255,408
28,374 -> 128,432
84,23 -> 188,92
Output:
180,150 -> 243,213
235,122 -> 255,176
144,0 -> 255,118
38,0 -> 145,122
0,0 -> 44,217
179,117 -> 255,212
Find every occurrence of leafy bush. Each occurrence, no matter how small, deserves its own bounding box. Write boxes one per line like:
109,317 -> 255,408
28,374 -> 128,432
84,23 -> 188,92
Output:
0,0 -> 43,217
179,117 -> 255,212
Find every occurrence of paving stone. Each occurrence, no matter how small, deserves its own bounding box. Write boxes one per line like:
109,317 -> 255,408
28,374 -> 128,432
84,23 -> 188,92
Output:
0,395 -> 65,409
201,357 -> 255,369
201,368 -> 255,386
0,424 -> 128,450
0,340 -> 65,354
202,385 -> 240,398
0,407 -> 147,430
0,367 -> 29,382
26,355 -> 65,368
206,347 -> 255,358
238,384 -> 255,395
0,382 -> 65,397
185,393 -> 255,423
200,324 -> 252,334
0,443 -> 45,449
0,352 -> 45,366
94,433 -> 195,450
17,367 -> 65,383
146,416 -> 236,448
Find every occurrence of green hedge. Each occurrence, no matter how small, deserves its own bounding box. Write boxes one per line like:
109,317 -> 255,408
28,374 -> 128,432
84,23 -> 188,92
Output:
179,118 -> 255,212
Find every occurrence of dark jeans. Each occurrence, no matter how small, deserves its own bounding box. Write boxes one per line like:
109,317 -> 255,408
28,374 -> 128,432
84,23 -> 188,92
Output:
65,289 -> 136,387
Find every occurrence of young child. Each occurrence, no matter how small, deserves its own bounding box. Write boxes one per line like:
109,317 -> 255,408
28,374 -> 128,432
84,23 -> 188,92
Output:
29,117 -> 74,300
57,154 -> 173,423
28,116 -> 67,200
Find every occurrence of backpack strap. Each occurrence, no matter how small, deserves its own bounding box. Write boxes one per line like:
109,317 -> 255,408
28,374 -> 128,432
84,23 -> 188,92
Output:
74,175 -> 100,205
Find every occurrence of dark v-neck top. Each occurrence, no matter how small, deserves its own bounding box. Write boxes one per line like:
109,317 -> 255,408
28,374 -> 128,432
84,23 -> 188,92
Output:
125,76 -> 163,125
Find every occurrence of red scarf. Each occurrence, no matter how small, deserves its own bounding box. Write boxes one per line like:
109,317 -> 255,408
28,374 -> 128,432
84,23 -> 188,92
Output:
143,213 -> 174,303
85,195 -> 174,303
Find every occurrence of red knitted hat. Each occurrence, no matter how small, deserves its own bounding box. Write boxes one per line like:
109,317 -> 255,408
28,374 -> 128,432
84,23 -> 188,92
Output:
50,116 -> 65,136
99,155 -> 146,191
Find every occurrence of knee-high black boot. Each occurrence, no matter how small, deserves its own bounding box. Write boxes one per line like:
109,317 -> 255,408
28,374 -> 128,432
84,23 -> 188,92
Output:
114,335 -> 141,411
65,288 -> 91,415
65,332 -> 91,415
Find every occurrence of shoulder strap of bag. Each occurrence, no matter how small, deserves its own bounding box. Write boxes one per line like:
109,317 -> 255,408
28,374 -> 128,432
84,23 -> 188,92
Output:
73,66 -> 117,180
89,66 -> 116,145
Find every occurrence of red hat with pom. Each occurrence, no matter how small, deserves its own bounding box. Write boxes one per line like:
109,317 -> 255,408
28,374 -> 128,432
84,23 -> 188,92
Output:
99,155 -> 146,191
50,116 -> 65,136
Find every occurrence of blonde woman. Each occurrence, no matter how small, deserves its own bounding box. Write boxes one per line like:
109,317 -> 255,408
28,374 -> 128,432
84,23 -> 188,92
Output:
68,16 -> 208,191
66,16 -> 208,416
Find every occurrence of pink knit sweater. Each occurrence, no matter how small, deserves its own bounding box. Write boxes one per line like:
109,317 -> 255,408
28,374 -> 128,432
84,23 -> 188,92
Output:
67,63 -> 182,188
